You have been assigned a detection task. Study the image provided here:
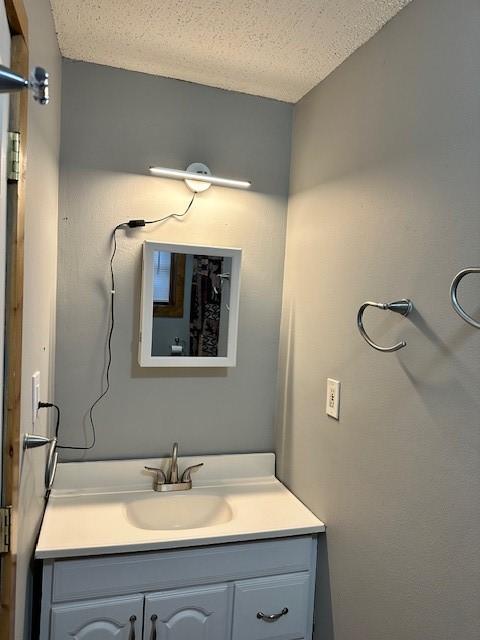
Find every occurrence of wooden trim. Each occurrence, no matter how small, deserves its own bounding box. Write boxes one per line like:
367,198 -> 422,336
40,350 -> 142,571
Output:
153,253 -> 186,318
0,1 -> 29,638
4,0 -> 27,37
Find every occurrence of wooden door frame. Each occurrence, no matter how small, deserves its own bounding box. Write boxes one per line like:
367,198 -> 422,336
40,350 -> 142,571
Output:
0,0 -> 28,638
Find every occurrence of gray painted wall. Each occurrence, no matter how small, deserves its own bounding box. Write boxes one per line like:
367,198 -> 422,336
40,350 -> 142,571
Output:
16,0 -> 62,637
56,60 -> 292,460
276,1 -> 480,639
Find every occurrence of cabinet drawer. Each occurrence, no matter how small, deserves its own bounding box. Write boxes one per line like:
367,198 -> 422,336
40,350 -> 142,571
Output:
51,536 -> 314,602
232,572 -> 310,640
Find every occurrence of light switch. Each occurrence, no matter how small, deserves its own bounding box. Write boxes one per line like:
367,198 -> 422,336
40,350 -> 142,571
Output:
32,371 -> 40,429
326,378 -> 340,420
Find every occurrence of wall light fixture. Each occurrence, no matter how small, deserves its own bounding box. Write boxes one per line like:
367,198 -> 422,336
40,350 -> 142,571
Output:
149,163 -> 251,193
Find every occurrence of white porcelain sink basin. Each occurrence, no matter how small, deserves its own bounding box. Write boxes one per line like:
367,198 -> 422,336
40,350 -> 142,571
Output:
36,454 -> 325,559
125,492 -> 233,531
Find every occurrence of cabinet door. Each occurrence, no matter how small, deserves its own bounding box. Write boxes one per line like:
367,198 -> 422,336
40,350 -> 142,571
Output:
50,594 -> 144,640
144,584 -> 230,640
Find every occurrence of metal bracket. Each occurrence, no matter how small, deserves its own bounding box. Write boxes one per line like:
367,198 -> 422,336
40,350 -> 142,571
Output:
0,64 -> 49,104
7,131 -> 20,181
0,506 -> 11,553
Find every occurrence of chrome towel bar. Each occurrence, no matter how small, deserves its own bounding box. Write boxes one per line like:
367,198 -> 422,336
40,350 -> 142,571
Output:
450,268 -> 480,329
357,299 -> 413,352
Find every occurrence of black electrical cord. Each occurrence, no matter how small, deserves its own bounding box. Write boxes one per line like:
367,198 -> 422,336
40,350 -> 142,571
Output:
38,402 -> 60,437
84,192 -> 197,449
36,194 -> 197,451
125,192 -> 196,228
38,401 -> 87,450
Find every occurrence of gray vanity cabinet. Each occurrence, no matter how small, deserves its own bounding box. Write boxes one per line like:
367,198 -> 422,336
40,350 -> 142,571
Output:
39,536 -> 318,640
50,594 -> 144,639
144,584 -> 230,640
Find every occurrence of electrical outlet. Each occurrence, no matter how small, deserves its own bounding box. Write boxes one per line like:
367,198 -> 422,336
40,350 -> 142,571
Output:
326,378 -> 340,420
32,371 -> 40,429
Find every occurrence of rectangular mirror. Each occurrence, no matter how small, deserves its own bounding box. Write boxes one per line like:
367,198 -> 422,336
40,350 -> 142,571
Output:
139,242 -> 242,367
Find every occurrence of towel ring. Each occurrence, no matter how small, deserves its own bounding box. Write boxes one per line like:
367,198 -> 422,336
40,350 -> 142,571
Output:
450,268 -> 480,329
357,299 -> 413,352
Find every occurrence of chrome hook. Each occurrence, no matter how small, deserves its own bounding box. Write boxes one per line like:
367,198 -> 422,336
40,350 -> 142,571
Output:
213,272 -> 231,310
357,299 -> 413,352
0,64 -> 49,104
450,268 -> 480,329
23,434 -> 58,491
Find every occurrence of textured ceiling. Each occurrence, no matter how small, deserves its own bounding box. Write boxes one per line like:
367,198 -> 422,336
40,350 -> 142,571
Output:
50,0 -> 411,103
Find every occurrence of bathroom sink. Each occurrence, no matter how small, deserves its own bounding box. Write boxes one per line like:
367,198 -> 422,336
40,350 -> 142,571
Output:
125,492 -> 233,530
36,454 -> 325,558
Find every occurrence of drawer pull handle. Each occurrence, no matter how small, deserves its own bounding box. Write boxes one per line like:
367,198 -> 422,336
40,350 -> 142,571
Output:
150,614 -> 158,640
128,615 -> 137,640
257,607 -> 289,622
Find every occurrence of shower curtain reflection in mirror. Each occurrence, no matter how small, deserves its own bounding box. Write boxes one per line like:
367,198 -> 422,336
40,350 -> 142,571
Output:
190,255 -> 225,357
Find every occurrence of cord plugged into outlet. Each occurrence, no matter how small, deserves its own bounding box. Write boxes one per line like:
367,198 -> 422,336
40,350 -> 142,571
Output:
37,401 -> 93,450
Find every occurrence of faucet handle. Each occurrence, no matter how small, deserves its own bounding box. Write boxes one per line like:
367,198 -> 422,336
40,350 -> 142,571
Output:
181,463 -> 204,483
144,466 -> 166,484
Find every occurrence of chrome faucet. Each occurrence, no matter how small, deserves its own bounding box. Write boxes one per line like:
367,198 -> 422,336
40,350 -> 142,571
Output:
168,442 -> 179,483
145,442 -> 203,492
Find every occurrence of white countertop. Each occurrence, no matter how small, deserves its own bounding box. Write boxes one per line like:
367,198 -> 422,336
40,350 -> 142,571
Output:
35,453 -> 325,559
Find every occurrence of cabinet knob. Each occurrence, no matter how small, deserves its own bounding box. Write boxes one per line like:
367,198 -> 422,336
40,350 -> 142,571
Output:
128,615 -> 137,640
150,614 -> 158,640
257,607 -> 289,622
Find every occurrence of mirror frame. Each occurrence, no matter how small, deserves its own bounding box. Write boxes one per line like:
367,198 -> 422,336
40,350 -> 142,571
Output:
139,241 -> 242,367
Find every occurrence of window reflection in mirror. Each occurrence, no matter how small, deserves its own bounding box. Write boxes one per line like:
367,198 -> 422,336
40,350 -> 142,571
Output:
151,252 -> 232,358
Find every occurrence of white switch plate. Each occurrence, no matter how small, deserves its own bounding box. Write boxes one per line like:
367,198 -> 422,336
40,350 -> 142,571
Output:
32,371 -> 40,429
326,378 -> 340,419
